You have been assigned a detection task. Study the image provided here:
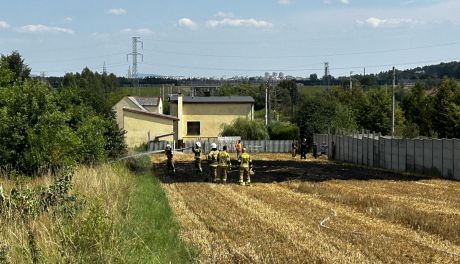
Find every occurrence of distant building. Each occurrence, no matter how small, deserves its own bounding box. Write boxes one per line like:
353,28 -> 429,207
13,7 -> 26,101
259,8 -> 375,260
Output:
113,96 -> 175,147
169,94 -> 255,141
112,94 -> 255,147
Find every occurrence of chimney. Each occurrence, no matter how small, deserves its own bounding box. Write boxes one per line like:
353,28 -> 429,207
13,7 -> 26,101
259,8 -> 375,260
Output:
177,93 -> 183,140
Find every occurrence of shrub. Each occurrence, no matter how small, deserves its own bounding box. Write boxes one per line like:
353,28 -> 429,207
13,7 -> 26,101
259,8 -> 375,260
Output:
220,117 -> 269,140
268,121 -> 299,140
124,156 -> 151,172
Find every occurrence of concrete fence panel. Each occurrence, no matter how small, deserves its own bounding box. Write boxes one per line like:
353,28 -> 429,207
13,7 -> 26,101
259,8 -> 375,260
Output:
406,139 -> 415,172
344,136 -> 348,162
339,136 -> 344,161
357,138 -> 363,165
414,140 -> 424,173
442,139 -> 454,178
432,140 -> 443,177
363,137 -> 368,166
368,137 -> 374,167
423,140 -> 433,173
384,138 -> 392,170
391,139 -> 399,171
352,137 -> 358,164
454,139 -> 460,180
398,139 -> 406,172
377,138 -> 382,168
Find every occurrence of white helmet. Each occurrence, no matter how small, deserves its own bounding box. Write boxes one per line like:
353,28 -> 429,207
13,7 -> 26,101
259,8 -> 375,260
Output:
166,144 -> 171,148
211,143 -> 217,149
195,142 -> 201,148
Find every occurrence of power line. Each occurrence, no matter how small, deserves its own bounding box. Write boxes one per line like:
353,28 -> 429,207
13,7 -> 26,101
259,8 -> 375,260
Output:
142,41 -> 460,60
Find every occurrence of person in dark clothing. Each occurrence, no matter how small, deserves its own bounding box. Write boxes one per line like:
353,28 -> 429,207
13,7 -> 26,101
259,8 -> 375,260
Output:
165,144 -> 175,173
300,138 -> 307,160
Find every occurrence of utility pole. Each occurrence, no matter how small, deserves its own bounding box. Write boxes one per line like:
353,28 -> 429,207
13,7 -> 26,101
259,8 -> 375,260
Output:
392,66 -> 396,137
127,37 -> 143,95
265,79 -> 269,126
102,62 -> 107,75
324,62 -> 330,89
349,71 -> 353,90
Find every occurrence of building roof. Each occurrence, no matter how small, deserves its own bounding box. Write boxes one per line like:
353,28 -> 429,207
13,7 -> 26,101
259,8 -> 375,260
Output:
133,96 -> 161,106
126,97 -> 161,111
169,95 -> 255,104
123,107 -> 178,121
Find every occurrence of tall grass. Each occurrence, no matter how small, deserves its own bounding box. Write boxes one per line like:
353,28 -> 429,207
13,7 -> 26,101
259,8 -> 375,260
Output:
0,163 -> 196,263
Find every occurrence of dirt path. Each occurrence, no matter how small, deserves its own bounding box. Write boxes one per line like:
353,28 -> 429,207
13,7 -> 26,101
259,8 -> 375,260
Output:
154,154 -> 460,263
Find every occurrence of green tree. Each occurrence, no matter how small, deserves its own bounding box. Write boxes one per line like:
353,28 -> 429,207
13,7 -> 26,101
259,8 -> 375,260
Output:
220,117 -> 269,140
0,51 -> 31,83
355,88 -> 392,134
401,83 -> 433,136
431,78 -> 460,138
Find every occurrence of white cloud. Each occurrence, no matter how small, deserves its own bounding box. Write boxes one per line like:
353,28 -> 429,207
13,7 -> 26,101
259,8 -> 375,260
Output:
323,0 -> 332,4
215,12 -> 234,18
17,24 -> 74,34
357,17 -> 421,28
107,8 -> 127,15
0,21 -> 10,29
340,0 -> 349,4
121,28 -> 154,35
178,18 -> 197,29
278,0 -> 291,5
64,17 -> 73,22
206,18 -> 273,29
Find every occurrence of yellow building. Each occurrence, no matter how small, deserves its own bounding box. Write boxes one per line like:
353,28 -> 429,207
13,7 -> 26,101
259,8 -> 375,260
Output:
169,94 -> 255,141
113,96 -> 176,148
121,108 -> 177,148
112,96 -> 163,128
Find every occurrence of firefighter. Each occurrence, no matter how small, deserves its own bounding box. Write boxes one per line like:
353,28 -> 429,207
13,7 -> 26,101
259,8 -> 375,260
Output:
207,143 -> 219,182
235,140 -> 242,159
238,148 -> 252,186
192,142 -> 203,174
165,144 -> 175,173
217,145 -> 231,183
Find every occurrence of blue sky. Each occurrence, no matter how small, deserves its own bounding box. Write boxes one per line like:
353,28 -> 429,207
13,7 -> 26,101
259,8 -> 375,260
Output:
1,0 -> 459,78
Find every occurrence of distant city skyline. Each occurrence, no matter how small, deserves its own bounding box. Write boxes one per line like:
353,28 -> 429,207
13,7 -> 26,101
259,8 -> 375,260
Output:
1,0 -> 459,77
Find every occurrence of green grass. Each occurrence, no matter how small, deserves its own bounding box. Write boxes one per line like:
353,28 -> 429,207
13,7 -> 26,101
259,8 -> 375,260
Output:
122,171 -> 198,263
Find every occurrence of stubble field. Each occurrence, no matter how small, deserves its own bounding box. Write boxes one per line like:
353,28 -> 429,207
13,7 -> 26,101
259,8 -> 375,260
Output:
152,153 -> 460,263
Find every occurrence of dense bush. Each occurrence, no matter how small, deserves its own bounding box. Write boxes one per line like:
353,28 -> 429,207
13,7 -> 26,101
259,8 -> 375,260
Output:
268,121 -> 299,140
0,79 -> 125,175
220,117 -> 269,140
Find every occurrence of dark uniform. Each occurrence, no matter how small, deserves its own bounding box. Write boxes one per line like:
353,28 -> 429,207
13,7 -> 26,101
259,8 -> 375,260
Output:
165,146 -> 175,173
300,139 -> 307,160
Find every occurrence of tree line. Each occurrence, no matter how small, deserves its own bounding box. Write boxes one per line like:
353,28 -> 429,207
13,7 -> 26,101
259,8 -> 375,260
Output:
216,78 -> 460,142
0,52 -> 126,175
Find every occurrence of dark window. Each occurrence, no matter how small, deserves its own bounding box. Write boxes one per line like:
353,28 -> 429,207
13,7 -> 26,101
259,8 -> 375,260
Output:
187,122 -> 200,135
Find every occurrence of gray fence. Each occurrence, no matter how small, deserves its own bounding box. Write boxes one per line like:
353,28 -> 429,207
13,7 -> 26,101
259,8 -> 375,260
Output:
314,133 -> 460,180
149,140 -> 293,154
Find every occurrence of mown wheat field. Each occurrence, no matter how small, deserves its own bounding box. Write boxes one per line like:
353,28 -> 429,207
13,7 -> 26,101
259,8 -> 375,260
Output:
154,153 -> 460,263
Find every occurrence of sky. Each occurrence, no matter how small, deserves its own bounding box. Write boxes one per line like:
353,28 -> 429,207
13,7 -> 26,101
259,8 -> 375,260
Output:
0,0 -> 459,78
